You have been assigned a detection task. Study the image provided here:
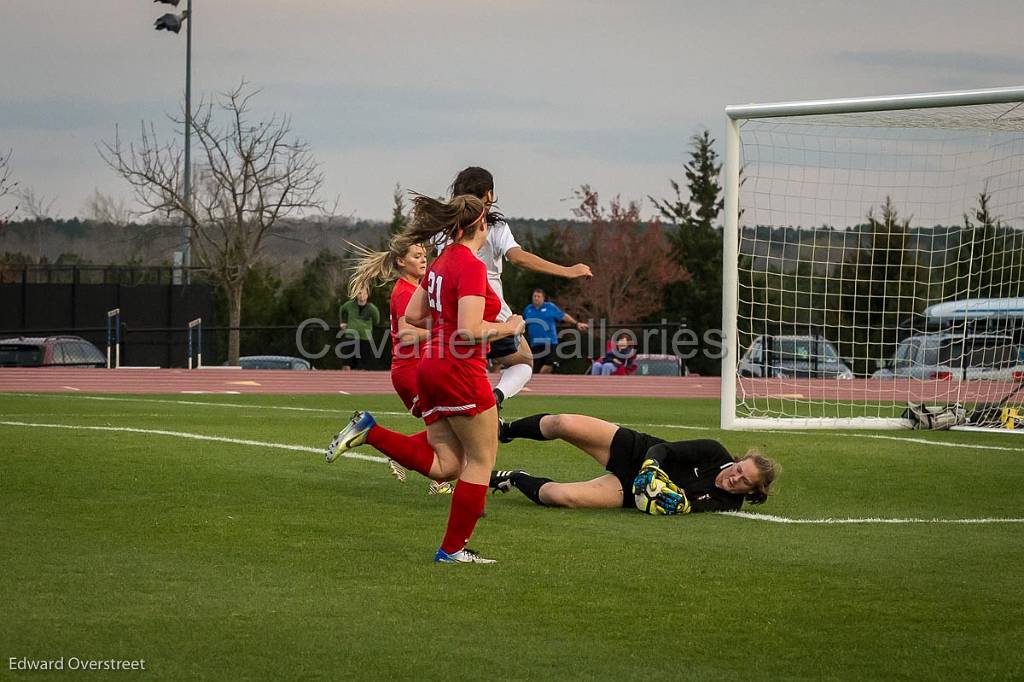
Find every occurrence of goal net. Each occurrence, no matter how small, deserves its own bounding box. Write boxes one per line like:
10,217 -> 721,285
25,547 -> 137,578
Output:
721,87 -> 1024,430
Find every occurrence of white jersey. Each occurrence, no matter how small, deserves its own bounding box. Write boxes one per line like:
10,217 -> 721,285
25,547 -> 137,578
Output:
433,220 -> 520,321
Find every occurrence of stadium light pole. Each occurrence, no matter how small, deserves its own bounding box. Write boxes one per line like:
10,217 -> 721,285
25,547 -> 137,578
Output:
154,0 -> 193,285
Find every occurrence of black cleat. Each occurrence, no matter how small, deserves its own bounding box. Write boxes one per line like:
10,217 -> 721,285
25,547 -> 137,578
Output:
498,417 -> 513,444
493,388 -> 505,411
489,469 -> 525,494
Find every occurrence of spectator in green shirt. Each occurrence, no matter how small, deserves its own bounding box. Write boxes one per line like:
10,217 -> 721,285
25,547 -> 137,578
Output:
339,287 -> 381,370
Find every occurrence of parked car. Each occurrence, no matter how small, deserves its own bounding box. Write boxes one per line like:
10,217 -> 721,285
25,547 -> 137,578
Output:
872,332 -> 1024,380
234,355 -> 312,370
738,335 -> 854,379
0,335 -> 107,368
634,354 -> 684,377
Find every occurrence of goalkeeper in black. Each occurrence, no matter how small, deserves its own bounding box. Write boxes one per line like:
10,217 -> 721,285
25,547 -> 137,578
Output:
489,413 -> 778,515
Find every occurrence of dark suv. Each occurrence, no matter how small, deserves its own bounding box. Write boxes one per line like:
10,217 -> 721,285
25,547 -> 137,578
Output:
738,334 -> 854,379
0,336 -> 107,368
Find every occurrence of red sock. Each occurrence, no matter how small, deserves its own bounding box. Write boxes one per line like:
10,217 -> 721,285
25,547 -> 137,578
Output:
440,480 -> 488,554
365,426 -> 434,477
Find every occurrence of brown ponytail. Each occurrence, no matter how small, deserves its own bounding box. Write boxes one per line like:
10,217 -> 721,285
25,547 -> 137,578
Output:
405,193 -> 491,246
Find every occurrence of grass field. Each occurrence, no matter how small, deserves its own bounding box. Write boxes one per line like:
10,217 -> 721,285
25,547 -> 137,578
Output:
2,391 -> 1023,680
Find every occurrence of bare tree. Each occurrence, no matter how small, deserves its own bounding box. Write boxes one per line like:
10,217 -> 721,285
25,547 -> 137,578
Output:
16,186 -> 59,220
562,186 -> 689,323
14,186 -> 59,263
100,81 -> 327,363
0,149 -> 19,226
83,188 -> 131,225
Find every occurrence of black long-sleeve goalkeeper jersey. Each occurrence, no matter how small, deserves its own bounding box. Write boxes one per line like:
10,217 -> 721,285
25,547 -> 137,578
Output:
644,439 -> 745,513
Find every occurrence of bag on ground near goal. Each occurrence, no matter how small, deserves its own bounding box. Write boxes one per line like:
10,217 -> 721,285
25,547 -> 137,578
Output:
967,405 -> 1024,429
902,403 -> 966,430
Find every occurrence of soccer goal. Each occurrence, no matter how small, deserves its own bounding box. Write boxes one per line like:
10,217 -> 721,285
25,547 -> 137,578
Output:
721,86 -> 1024,430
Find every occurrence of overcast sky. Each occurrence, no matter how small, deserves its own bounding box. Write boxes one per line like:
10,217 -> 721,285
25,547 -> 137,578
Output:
2,1 -> 1022,222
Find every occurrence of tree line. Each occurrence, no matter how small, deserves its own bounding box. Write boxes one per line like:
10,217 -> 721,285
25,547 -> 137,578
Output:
739,193 -> 1024,376
6,83 -> 1020,375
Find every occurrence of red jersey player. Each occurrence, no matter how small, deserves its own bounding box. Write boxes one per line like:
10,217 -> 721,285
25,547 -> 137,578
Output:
327,240 -> 451,486
328,194 -> 523,563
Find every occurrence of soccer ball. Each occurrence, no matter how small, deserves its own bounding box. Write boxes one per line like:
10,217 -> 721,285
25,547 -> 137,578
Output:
634,477 -> 666,515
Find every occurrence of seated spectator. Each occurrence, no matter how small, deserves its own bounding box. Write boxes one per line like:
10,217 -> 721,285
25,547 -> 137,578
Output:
592,333 -> 637,376
524,289 -> 588,374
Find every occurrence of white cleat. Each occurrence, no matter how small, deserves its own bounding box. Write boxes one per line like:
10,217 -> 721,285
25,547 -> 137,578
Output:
434,547 -> 496,564
388,460 -> 408,482
325,410 -> 375,464
428,481 -> 455,496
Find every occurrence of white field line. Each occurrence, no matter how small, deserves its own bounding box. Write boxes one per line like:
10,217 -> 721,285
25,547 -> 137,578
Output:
2,394 -> 710,430
2,419 -> 1020,525
0,393 -> 411,418
759,429 -> 1024,453
4,393 -> 1024,453
722,511 -> 1024,525
854,433 -> 1024,452
0,420 -> 388,464
621,422 -> 711,431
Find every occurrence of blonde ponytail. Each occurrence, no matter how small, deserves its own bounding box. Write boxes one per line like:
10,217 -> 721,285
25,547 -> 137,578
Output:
347,244 -> 394,300
346,234 -> 424,299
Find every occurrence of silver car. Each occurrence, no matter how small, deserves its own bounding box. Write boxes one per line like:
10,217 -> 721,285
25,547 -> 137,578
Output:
872,332 -> 1024,380
738,335 -> 854,379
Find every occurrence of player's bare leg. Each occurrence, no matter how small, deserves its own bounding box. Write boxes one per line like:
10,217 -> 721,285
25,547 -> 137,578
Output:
446,407 -> 499,487
489,471 -> 622,509
520,411 -> 614,464
424,419 -> 467,482
434,408 -> 500,563
537,474 -> 623,508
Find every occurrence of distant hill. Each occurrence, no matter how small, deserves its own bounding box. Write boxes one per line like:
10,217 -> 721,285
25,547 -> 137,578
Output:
739,224 -> 971,274
0,216 -> 587,271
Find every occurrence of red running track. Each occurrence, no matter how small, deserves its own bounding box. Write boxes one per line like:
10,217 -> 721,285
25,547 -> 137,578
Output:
0,368 -> 1017,403
0,368 -> 720,397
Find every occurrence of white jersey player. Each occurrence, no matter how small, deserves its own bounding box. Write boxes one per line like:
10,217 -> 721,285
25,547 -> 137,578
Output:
434,218 -> 520,322
435,167 -> 593,406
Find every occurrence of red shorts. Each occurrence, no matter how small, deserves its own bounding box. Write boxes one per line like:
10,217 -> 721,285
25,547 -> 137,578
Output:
390,361 -> 421,417
416,356 -> 495,425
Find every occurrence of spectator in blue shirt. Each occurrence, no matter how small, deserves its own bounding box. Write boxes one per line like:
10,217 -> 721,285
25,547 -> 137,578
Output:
523,289 -> 588,374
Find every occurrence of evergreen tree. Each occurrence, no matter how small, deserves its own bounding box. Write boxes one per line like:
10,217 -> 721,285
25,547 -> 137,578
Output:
387,183 -> 409,237
823,197 -> 924,375
948,189 -> 1024,301
650,130 -> 724,375
276,249 -> 346,327
277,249 -> 350,367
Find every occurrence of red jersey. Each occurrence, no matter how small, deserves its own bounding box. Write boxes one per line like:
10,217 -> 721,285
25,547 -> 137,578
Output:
389,277 -> 426,369
420,243 -> 501,363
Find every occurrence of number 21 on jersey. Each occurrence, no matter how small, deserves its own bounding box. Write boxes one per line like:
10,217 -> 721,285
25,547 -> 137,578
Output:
426,272 -> 444,313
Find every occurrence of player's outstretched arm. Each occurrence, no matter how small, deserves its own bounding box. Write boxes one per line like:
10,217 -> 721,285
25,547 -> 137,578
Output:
506,247 -> 592,279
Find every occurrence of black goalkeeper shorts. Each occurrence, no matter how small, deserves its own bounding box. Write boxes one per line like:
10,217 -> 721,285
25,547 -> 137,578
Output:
605,427 -> 667,508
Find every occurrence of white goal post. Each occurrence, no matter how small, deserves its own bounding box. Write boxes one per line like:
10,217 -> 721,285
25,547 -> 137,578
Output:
721,86 -> 1024,430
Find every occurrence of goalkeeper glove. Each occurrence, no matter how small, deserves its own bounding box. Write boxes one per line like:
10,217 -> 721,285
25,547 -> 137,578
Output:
632,458 -> 671,497
655,487 -> 690,515
633,459 -> 691,516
